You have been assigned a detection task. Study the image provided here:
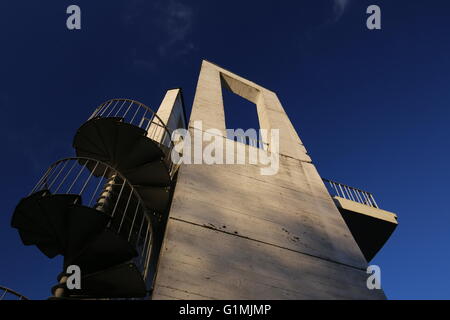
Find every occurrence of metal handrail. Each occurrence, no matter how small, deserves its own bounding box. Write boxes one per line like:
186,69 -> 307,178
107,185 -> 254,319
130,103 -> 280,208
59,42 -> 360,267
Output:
226,130 -> 269,150
0,286 -> 28,300
29,157 -> 155,288
323,178 -> 379,209
229,134 -> 269,150
88,98 -> 179,176
88,98 -> 181,177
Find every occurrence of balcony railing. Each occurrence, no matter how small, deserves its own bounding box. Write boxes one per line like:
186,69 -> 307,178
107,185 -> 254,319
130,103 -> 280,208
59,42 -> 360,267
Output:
89,98 -> 173,148
226,131 -> 269,150
323,178 -> 379,209
88,99 -> 179,176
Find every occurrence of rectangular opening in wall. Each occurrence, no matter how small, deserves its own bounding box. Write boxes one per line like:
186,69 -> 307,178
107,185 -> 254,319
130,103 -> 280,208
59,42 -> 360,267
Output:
221,78 -> 263,149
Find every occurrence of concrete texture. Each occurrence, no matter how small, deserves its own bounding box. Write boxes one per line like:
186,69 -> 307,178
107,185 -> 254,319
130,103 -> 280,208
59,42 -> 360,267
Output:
152,60 -> 386,299
333,197 -> 398,224
148,88 -> 186,147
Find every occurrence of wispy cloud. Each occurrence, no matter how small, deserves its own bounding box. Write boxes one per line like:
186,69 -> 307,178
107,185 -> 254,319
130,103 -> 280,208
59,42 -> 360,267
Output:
123,0 -> 195,72
155,0 -> 195,56
332,0 -> 351,22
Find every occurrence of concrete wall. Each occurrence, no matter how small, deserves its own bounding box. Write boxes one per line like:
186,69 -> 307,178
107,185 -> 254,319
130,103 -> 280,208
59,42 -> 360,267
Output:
155,88 -> 186,132
148,88 -> 186,147
152,60 -> 386,299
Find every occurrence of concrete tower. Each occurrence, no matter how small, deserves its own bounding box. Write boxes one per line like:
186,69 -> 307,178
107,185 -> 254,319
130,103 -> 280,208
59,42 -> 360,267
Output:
152,60 -> 397,299
11,59 -> 396,299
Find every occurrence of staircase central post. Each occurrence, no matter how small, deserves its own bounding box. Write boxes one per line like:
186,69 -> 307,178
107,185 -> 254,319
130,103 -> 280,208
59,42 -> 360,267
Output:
95,173 -> 119,214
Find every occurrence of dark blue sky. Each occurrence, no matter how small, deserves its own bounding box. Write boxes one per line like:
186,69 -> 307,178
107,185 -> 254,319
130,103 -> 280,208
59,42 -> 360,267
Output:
1,0 -> 449,299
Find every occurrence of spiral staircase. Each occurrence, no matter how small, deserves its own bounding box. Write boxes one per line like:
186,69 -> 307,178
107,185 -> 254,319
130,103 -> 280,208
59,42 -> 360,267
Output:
0,286 -> 28,300
11,98 -> 182,299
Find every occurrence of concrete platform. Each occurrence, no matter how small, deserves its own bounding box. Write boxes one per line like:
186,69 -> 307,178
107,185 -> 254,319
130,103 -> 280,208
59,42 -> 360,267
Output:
332,196 -> 398,262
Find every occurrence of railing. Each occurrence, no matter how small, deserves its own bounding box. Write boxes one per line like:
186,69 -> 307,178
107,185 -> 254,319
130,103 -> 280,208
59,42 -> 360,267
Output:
0,286 -> 28,300
30,157 -> 155,289
89,98 -> 179,176
323,178 -> 379,209
227,131 -> 269,150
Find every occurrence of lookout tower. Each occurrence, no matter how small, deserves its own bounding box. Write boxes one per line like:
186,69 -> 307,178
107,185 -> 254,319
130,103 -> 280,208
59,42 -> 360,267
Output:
151,60 -> 398,299
11,60 -> 397,299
